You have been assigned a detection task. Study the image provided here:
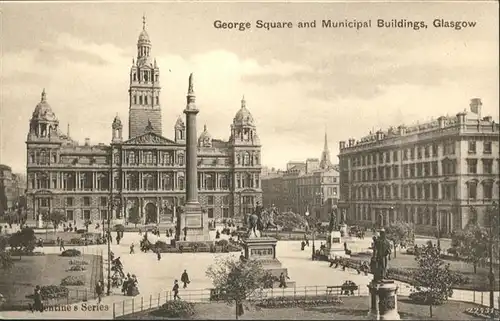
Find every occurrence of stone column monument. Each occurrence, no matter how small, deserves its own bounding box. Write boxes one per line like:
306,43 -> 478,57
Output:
178,73 -> 209,242
367,229 -> 400,320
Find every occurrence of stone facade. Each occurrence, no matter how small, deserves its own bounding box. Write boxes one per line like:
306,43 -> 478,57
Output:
338,98 -> 500,235
0,165 -> 23,216
25,19 -> 262,226
262,133 -> 339,222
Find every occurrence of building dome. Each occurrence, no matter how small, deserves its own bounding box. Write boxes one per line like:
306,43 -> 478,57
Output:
233,96 -> 255,126
175,116 -> 185,128
31,89 -> 57,122
112,114 -> 122,129
198,124 -> 212,147
138,29 -> 151,44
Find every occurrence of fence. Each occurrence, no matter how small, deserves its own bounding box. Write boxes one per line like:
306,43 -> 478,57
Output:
111,283 -> 499,319
111,285 -> 370,319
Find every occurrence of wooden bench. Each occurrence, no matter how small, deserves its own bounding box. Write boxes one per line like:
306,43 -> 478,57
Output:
326,286 -> 341,295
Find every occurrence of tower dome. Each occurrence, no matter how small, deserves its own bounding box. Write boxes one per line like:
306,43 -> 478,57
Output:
32,89 -> 57,122
137,15 -> 151,45
233,95 -> 254,126
198,124 -> 212,147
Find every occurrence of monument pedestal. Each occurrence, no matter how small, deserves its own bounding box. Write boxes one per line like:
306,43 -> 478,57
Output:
243,237 -> 295,288
328,231 -> 350,259
367,281 -> 400,320
180,202 -> 210,242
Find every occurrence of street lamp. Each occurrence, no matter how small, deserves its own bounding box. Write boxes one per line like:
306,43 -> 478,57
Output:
305,208 -> 315,260
106,197 -> 120,296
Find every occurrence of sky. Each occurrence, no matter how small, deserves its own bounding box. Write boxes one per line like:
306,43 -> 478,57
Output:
0,1 -> 498,174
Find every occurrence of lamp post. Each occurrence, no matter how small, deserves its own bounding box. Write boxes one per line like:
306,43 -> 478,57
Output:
106,197 -> 120,296
305,208 -> 315,260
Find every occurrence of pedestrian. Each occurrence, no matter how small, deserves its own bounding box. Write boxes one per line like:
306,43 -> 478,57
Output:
156,248 -> 161,261
95,280 -> 104,304
130,243 -> 135,254
139,228 -> 142,236
33,285 -> 43,312
301,240 -> 305,251
172,280 -> 180,300
59,240 -> 65,251
215,230 -> 220,239
181,269 -> 190,289
278,272 -> 289,288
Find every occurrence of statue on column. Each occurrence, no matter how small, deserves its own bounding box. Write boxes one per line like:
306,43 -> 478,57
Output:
371,229 -> 392,283
328,209 -> 337,232
378,212 -> 384,229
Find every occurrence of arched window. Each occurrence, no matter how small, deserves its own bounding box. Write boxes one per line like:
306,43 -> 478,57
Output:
244,173 -> 252,188
145,95 -> 148,105
156,96 -> 159,105
139,96 -> 143,105
163,173 -> 173,190
220,175 -> 228,190
144,71 -> 149,82
236,154 -> 241,165
133,73 -> 137,81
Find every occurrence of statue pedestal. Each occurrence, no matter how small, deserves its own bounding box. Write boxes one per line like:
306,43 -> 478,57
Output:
328,231 -> 349,259
243,237 -> 295,288
367,281 -> 400,320
182,202 -> 210,242
340,223 -> 348,236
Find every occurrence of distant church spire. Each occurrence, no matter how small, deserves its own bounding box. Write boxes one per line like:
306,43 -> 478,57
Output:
320,130 -> 332,170
41,88 -> 47,102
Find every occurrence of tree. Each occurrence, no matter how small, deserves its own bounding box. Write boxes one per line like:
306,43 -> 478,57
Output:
9,227 -> 36,255
46,210 -> 66,235
412,241 -> 459,317
0,236 -> 13,269
273,211 -> 307,231
385,221 -> 414,258
127,206 -> 141,227
206,256 -> 271,320
450,220 -> 489,274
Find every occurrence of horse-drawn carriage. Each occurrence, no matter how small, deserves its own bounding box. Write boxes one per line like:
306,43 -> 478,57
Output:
111,258 -> 125,288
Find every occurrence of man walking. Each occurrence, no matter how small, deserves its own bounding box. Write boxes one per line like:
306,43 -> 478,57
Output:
59,240 -> 65,252
95,280 -> 104,304
130,242 -> 135,254
181,270 -> 190,289
172,280 -> 180,300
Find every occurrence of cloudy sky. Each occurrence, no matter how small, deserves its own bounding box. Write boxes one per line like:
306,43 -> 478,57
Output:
1,1 -> 498,174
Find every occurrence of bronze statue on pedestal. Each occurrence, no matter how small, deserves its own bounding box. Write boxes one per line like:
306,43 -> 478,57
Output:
371,229 -> 392,283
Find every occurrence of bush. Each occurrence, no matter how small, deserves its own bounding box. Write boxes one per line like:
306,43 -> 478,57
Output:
409,291 -> 449,306
256,296 -> 343,308
60,275 -> 85,286
8,250 -> 44,256
26,285 -> 69,300
67,265 -> 87,272
153,300 -> 196,318
69,259 -> 89,265
215,239 -> 229,247
60,249 -> 82,257
76,229 -> 86,234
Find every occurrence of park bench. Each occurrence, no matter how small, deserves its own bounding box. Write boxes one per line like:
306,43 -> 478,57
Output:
326,285 -> 342,295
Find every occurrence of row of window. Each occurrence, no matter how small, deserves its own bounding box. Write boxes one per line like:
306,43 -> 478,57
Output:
132,93 -> 159,106
350,181 -> 494,201
350,140 -> 493,168
351,159 -> 495,182
353,206 -> 450,227
131,70 -> 158,83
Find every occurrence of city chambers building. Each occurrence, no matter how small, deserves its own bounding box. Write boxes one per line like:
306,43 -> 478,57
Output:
25,20 -> 262,225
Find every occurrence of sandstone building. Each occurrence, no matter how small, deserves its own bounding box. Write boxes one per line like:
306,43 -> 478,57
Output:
25,19 -> 262,225
338,99 -> 499,235
262,133 -> 339,222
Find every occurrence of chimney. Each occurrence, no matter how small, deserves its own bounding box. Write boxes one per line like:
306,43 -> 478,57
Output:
437,116 -> 446,128
397,125 -> 406,135
348,138 -> 355,147
456,112 -> 466,125
84,138 -> 90,146
376,130 -> 383,141
339,141 -> 346,149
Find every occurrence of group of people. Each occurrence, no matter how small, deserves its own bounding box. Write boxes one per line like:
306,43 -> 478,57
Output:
172,270 -> 191,300
300,235 -> 310,250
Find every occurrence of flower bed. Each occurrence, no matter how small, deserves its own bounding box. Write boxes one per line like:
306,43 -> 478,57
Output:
67,265 -> 87,272
69,259 -> 89,265
7,250 -> 45,256
60,275 -> 85,286
60,249 -> 81,257
256,295 -> 343,308
465,307 -> 500,319
151,300 -> 196,318
25,285 -> 69,300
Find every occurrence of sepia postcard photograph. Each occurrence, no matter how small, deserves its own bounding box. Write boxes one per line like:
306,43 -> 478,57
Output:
0,1 -> 498,320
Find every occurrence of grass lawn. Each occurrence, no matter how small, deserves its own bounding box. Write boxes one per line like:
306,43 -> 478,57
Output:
0,253 -> 96,309
349,252 -> 499,291
117,296 -> 483,320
